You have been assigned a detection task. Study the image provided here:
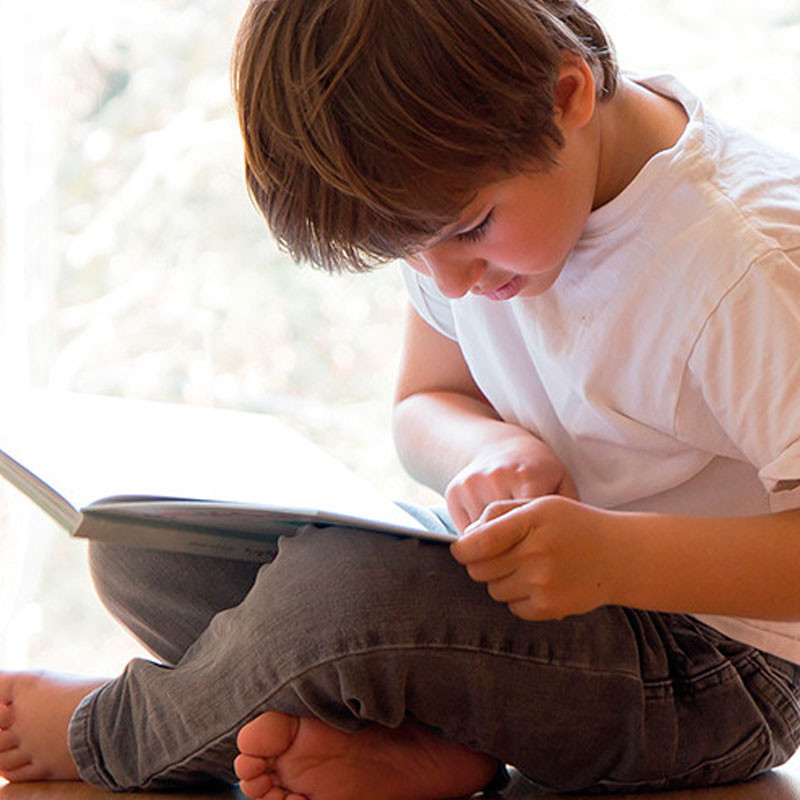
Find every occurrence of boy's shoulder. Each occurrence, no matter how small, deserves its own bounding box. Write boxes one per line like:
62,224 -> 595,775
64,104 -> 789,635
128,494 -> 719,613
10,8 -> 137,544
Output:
665,74 -> 799,233
711,122 -> 800,253
619,73 -> 800,260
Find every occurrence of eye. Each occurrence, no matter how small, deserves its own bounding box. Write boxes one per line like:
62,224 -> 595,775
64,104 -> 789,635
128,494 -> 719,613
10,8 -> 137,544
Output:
456,209 -> 494,244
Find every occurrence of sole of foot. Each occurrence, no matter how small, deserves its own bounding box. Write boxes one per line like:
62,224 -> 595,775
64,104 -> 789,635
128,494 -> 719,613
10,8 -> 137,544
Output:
235,711 -> 499,800
0,670 -> 107,782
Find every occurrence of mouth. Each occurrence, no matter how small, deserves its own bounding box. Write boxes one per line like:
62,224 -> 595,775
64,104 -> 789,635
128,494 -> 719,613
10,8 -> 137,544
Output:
483,275 -> 523,301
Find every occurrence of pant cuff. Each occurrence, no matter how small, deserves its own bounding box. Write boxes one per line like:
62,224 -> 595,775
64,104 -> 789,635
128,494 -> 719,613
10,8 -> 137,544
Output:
68,684 -> 116,790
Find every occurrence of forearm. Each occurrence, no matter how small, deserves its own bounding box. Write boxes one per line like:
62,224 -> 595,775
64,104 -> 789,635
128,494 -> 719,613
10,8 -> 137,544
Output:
392,390 -> 542,496
609,507 -> 800,620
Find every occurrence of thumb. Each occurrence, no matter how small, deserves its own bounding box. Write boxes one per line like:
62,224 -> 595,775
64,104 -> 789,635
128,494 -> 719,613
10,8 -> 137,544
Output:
464,498 -> 528,536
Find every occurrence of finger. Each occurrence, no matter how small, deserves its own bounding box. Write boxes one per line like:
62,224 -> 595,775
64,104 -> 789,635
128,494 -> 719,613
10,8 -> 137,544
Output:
486,574 -> 530,604
471,499 -> 528,530
466,555 -> 518,583
507,597 -> 565,622
445,486 -> 496,534
446,496 -> 472,535
507,478 -> 552,501
451,510 -> 530,564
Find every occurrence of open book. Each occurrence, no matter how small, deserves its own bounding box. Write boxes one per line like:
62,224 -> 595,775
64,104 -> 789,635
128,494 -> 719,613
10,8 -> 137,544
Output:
0,392 -> 454,561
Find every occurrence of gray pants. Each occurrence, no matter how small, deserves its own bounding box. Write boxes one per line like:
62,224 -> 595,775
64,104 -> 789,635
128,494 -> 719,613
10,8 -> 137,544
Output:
68,508 -> 800,793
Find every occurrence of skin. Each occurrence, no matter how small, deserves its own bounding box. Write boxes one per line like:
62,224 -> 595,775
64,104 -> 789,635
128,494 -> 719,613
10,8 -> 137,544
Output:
0,672 -> 103,782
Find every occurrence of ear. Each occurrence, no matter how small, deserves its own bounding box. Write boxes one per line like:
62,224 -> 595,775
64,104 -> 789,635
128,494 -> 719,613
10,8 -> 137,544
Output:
552,53 -> 596,133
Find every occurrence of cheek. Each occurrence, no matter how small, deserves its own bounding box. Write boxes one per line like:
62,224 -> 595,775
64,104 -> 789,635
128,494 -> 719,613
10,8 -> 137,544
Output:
513,209 -> 586,269
550,213 -> 585,258
491,223 -> 563,271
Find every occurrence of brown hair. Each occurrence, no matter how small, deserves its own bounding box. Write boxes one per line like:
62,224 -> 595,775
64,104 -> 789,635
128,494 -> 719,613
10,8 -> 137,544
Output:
232,0 -> 618,272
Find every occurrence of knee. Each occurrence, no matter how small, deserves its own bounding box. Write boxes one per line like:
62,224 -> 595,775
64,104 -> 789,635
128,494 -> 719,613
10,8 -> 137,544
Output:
258,527 -> 465,647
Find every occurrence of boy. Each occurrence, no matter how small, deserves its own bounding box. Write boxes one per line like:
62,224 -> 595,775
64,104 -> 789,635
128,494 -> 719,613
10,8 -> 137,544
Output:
2,1 -> 800,798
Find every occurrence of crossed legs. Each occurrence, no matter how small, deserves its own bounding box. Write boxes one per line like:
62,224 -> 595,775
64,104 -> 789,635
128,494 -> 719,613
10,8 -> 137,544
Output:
2,522 -> 798,796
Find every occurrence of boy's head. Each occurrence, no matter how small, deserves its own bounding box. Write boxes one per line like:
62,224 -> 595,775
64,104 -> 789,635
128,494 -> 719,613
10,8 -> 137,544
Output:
232,0 -> 617,273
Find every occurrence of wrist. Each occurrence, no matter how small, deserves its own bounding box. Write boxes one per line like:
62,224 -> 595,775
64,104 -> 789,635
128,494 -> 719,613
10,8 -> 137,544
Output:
594,509 -> 653,610
597,508 -> 800,620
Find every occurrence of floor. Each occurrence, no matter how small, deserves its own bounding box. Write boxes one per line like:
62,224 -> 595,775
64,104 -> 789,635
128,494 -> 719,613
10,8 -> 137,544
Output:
2,756 -> 799,800
0,785 -> 244,800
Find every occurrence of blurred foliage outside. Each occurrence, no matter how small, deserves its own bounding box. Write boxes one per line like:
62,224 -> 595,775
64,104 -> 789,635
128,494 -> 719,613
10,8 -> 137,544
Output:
2,0 -> 416,500
0,0 -> 797,673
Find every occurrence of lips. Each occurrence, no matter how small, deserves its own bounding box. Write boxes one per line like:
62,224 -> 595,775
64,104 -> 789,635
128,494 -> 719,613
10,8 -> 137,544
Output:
483,275 -> 523,301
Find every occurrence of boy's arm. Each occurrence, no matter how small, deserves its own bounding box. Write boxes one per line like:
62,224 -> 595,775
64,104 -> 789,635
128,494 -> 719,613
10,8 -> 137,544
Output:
451,495 -> 800,622
393,305 -> 576,532
612,505 -> 800,621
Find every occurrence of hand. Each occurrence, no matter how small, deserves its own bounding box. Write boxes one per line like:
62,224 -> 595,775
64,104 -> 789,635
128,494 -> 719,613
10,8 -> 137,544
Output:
444,436 -> 578,533
450,495 -> 620,621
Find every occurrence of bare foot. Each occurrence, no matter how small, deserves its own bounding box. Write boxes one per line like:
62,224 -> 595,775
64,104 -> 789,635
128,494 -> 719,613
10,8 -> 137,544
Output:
234,711 -> 499,800
0,671 -> 107,782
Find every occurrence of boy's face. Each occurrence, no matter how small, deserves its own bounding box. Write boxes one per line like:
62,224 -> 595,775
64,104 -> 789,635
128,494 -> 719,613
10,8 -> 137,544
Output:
404,149 -> 597,301
403,55 -> 605,300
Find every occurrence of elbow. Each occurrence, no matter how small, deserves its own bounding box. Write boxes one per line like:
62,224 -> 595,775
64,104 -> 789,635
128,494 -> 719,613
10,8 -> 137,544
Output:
391,393 -> 417,463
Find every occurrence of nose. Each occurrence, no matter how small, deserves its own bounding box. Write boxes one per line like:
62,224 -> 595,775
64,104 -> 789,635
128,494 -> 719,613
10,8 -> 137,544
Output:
415,247 -> 485,299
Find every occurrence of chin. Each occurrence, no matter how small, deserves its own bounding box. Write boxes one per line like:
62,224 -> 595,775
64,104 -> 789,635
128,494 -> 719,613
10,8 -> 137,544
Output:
520,264 -> 567,297
519,277 -> 557,297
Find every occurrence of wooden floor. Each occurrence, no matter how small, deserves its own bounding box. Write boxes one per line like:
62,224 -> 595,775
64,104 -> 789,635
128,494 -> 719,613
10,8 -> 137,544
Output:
2,757 -> 800,800
0,784 -> 244,800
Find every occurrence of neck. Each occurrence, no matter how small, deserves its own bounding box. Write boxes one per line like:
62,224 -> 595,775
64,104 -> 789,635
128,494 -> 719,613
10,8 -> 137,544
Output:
592,76 -> 688,209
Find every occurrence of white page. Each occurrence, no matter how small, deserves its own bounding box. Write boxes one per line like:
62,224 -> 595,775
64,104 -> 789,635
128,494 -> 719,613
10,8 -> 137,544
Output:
0,392 -> 425,532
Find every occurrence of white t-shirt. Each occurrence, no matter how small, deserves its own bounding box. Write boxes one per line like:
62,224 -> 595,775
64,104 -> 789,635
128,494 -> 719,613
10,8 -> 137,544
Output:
401,74 -> 800,663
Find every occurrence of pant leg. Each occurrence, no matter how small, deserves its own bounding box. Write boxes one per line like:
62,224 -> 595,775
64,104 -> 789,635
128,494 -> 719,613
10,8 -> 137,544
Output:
85,503 -> 453,665
72,522 -> 800,793
88,541 -> 262,664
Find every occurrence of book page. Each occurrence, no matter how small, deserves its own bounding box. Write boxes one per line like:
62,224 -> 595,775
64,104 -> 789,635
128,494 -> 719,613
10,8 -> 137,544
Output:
0,447 -> 80,530
0,392 -> 426,533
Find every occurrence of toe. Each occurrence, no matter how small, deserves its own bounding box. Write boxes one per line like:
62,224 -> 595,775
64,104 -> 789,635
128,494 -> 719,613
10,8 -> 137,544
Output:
237,712 -> 297,758
0,681 -> 12,705
0,747 -> 32,774
0,730 -> 20,752
0,704 -> 13,728
0,761 -> 48,783
239,772 -> 278,799
234,753 -> 272,781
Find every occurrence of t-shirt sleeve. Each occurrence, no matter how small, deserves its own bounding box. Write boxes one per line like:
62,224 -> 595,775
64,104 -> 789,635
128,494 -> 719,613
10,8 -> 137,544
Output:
399,263 -> 458,341
679,249 -> 800,511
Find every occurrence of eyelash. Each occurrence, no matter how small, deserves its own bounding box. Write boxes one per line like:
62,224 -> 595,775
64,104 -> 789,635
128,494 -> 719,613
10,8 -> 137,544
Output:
456,210 -> 494,244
